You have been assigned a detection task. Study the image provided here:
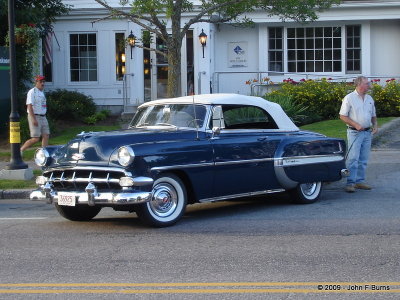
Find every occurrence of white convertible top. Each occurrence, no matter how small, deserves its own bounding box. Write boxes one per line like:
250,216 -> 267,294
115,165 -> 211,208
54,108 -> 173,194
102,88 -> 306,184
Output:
140,93 -> 299,131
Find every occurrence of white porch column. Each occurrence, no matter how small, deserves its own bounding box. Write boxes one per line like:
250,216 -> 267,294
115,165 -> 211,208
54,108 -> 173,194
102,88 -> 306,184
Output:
194,24 -> 212,95
127,23 -> 144,106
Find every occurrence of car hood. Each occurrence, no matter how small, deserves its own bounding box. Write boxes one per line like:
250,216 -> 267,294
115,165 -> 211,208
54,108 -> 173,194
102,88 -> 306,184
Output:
50,128 -> 202,167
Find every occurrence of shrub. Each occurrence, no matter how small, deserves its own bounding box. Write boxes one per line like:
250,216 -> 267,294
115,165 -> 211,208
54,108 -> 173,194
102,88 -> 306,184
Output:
46,89 -> 97,121
370,79 -> 400,117
83,115 -> 98,125
266,78 -> 400,120
84,110 -> 112,125
264,94 -> 316,125
265,79 -> 353,122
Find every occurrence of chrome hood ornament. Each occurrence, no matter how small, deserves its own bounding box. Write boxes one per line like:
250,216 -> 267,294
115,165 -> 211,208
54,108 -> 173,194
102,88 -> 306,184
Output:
71,153 -> 85,161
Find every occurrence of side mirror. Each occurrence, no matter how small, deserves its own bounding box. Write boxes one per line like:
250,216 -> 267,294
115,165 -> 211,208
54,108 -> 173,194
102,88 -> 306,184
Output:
212,126 -> 221,136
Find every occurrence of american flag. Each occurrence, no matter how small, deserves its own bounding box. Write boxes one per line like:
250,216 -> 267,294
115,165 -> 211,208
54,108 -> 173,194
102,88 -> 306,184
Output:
43,31 -> 53,65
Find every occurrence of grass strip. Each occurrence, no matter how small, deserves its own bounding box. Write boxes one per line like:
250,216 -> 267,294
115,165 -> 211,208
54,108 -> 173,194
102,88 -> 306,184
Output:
300,117 -> 396,140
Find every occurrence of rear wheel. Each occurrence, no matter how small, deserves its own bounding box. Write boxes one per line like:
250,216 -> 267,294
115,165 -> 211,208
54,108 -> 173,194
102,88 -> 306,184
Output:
289,182 -> 322,204
55,204 -> 102,221
135,174 -> 187,227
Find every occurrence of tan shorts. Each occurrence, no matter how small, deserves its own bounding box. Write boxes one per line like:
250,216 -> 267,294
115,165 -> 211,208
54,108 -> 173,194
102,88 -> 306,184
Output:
28,114 -> 50,138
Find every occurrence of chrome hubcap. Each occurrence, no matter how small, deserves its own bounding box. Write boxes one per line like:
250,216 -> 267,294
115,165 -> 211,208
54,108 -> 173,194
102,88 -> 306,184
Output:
300,182 -> 318,196
149,183 -> 178,217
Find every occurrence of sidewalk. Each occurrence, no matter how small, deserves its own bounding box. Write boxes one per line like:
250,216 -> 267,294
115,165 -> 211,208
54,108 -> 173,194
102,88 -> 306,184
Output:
1,118 -> 399,200
0,161 -> 40,199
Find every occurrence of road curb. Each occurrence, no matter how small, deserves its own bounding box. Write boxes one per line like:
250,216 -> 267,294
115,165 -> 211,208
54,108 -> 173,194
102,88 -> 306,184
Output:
0,189 -> 33,200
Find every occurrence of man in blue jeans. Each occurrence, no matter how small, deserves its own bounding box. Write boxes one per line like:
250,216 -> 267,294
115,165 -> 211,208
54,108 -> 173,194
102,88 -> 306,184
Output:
339,76 -> 378,193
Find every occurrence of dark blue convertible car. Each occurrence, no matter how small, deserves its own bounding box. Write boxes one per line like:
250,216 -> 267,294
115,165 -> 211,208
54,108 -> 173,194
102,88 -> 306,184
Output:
31,94 -> 348,227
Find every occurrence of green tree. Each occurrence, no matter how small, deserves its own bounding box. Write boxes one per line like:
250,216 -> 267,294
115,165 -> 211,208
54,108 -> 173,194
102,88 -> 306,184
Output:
0,0 -> 69,108
95,0 -> 341,97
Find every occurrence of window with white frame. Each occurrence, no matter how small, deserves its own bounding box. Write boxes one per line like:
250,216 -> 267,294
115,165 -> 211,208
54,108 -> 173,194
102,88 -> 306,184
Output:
70,33 -> 97,81
287,27 -> 342,73
346,25 -> 361,73
268,27 -> 283,72
115,33 -> 126,81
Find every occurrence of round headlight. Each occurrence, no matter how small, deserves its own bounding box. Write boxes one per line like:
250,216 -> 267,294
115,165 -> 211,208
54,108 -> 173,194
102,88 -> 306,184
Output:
117,146 -> 135,166
34,148 -> 50,166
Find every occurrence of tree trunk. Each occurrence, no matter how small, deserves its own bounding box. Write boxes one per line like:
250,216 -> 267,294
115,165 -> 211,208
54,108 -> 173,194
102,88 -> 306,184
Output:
166,5 -> 184,98
167,39 -> 182,98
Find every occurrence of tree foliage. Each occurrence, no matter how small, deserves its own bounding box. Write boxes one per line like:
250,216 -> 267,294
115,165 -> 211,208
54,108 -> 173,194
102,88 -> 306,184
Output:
0,0 -> 69,112
0,0 -> 70,41
96,0 -> 340,98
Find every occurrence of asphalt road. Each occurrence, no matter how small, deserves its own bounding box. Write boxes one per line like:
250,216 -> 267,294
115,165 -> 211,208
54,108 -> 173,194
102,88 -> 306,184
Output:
0,148 -> 399,299
1,119 -> 400,299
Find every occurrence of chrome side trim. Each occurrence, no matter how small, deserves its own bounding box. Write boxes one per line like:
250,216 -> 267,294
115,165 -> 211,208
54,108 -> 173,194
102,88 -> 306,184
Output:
205,129 -> 298,134
199,189 -> 285,203
151,162 -> 214,172
152,154 -> 343,172
151,158 -> 275,171
215,157 -> 274,166
273,154 -> 344,189
275,155 -> 344,167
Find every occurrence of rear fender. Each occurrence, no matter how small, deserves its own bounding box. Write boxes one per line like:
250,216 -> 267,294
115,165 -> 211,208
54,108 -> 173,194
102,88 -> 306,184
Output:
274,137 -> 346,188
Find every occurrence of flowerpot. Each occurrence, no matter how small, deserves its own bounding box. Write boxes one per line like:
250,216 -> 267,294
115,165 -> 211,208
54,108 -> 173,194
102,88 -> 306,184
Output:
15,34 -> 26,45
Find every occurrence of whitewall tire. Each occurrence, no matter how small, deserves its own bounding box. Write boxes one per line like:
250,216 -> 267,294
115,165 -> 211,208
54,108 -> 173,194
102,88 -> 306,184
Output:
289,182 -> 322,204
135,174 -> 187,227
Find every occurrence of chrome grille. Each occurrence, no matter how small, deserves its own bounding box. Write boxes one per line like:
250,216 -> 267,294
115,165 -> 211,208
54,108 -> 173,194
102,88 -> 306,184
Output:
43,169 -> 125,190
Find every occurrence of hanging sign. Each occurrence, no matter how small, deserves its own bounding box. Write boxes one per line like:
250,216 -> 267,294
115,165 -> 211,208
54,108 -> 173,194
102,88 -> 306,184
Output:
0,47 -> 11,131
9,122 -> 21,144
228,42 -> 248,68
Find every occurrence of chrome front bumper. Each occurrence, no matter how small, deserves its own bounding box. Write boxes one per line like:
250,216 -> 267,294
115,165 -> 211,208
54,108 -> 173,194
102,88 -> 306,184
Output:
30,182 -> 151,206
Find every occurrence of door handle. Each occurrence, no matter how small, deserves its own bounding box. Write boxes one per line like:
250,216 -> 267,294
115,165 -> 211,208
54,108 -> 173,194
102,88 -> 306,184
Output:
257,137 -> 268,141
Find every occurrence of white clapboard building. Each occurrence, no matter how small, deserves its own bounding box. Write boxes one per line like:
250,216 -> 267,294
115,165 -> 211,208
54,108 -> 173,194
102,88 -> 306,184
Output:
42,0 -> 400,114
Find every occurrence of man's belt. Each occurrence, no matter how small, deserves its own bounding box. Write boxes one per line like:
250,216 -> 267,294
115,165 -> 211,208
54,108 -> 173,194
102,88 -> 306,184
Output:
34,114 -> 46,117
348,126 -> 370,131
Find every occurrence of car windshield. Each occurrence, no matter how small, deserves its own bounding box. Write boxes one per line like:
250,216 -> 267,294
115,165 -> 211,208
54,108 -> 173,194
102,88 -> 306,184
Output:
129,104 -> 207,129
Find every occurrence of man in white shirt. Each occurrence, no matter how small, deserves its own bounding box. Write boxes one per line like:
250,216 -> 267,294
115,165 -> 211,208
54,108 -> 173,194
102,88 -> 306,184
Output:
20,75 -> 50,152
339,76 -> 378,193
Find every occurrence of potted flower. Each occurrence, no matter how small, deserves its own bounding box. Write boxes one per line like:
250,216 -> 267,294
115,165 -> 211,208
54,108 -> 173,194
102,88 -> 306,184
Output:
5,23 -> 41,77
14,23 -> 40,46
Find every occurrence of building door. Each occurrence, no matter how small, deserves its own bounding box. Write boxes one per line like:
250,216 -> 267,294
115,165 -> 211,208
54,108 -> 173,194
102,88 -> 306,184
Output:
143,31 -> 194,101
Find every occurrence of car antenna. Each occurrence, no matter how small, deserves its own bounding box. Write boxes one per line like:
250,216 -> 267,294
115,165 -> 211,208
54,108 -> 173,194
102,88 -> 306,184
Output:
192,94 -> 199,140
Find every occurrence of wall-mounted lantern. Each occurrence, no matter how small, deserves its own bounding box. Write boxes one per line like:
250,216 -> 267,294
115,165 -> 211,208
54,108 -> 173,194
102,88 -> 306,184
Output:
198,29 -> 207,58
128,31 -> 136,59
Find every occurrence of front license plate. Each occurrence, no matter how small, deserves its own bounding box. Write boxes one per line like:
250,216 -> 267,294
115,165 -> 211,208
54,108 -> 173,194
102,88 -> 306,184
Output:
58,192 -> 76,206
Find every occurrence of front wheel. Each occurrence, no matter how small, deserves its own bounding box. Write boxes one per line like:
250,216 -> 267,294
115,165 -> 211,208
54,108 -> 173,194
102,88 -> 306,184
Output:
55,204 -> 102,221
135,174 -> 187,227
289,182 -> 322,204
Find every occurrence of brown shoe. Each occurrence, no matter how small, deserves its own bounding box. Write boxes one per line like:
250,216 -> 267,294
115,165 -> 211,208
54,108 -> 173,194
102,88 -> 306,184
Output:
345,185 -> 356,193
354,183 -> 372,190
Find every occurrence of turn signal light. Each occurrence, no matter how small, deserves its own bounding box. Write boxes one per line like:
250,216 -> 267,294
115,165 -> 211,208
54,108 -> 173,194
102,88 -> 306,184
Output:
119,177 -> 134,187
